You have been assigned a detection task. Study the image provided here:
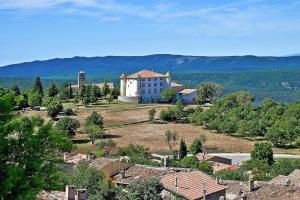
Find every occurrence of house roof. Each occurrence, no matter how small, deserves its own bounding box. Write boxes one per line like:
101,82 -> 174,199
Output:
64,153 -> 87,165
126,69 -> 166,79
171,81 -> 183,87
113,165 -> 173,185
37,191 -> 66,200
178,89 -> 197,95
269,169 -> 300,187
161,171 -> 226,200
89,157 -> 118,170
212,162 -> 238,172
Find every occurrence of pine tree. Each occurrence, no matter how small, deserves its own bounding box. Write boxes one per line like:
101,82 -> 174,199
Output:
11,84 -> 21,96
179,139 -> 187,160
47,82 -> 59,97
33,76 -> 44,96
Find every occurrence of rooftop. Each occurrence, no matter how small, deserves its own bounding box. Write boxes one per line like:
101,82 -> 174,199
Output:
89,157 -> 118,170
126,69 -> 166,79
161,171 -> 226,200
178,89 -> 197,95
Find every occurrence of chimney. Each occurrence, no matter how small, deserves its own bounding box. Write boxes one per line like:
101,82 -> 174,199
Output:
77,189 -> 87,200
284,178 -> 291,186
175,177 -> 178,188
63,153 -> 68,161
120,169 -> 126,179
215,177 -> 219,184
248,179 -> 254,192
219,196 -> 225,200
65,185 -> 76,200
203,182 -> 207,200
163,156 -> 169,167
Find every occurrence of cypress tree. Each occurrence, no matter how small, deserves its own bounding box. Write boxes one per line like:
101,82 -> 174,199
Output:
179,139 -> 187,160
47,82 -> 58,97
33,76 -> 44,96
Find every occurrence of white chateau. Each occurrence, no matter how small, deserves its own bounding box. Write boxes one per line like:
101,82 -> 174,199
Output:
118,69 -> 197,103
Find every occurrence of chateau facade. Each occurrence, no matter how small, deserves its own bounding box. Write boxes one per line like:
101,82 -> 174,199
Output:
118,69 -> 172,102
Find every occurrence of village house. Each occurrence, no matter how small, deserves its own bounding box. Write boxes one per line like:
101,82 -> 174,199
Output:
161,171 -> 227,200
118,69 -> 197,103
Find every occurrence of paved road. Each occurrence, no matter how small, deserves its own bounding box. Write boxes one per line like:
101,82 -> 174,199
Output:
209,153 -> 300,165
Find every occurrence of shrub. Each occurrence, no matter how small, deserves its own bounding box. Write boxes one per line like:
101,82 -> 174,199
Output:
214,170 -> 244,180
251,142 -> 274,166
190,138 -> 203,155
65,108 -> 74,116
148,108 -> 156,121
86,111 -> 103,128
197,161 -> 213,175
31,116 -> 44,127
55,117 -> 80,137
84,125 -> 104,144
47,98 -> 63,119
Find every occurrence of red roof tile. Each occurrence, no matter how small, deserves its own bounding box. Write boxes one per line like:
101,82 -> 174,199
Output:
161,171 -> 226,200
126,70 -> 165,78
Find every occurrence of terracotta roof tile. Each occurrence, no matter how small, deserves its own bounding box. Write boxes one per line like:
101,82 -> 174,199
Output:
126,70 -> 165,78
161,171 -> 226,200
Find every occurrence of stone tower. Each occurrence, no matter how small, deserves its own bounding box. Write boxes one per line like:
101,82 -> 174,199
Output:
165,71 -> 172,85
78,71 -> 86,86
120,73 -> 126,96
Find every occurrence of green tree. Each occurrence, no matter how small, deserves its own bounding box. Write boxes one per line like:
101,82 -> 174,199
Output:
161,89 -> 177,103
28,92 -> 42,109
47,82 -> 59,97
164,130 -> 178,153
15,94 -> 28,110
84,125 -> 104,144
102,81 -> 111,96
197,161 -> 213,175
67,161 -> 106,196
31,116 -> 44,127
59,83 -> 71,101
96,139 -> 117,156
197,82 -> 224,104
214,170 -> 244,181
0,85 -> 7,97
250,142 -> 274,166
270,158 -> 300,178
10,84 -> 21,96
190,138 -> 203,155
47,98 -> 63,119
148,108 -> 156,121
179,155 -> 199,168
107,95 -> 114,104
86,111 -> 103,128
118,178 -> 163,200
0,98 -> 72,200
243,159 -> 271,181
178,139 -> 187,160
32,76 -> 44,96
55,117 -> 80,138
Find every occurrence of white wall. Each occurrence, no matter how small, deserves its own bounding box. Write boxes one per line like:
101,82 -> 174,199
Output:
125,79 -> 139,97
178,91 -> 197,103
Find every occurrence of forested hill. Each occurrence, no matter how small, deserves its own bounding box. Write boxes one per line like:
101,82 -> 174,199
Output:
1,54 -> 300,78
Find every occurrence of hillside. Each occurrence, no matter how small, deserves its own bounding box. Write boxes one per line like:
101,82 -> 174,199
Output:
1,54 -> 300,78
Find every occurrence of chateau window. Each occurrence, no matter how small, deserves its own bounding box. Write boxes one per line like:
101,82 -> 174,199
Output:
148,89 -> 151,94
142,89 -> 145,94
160,82 -> 163,86
148,78 -> 151,81
154,78 -> 157,81
160,77 -> 163,80
154,83 -> 157,87
154,88 -> 157,93
142,83 -> 145,87
142,78 -> 145,82
148,83 -> 151,87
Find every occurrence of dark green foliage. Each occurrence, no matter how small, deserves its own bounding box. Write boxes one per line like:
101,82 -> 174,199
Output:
160,101 -> 187,122
47,82 -> 59,97
59,83 -> 72,101
161,88 -> 177,103
86,111 -> 103,128
270,158 -> 300,178
197,82 -> 224,104
55,117 -> 80,138
179,139 -> 187,160
251,142 -> 274,166
118,178 -> 163,200
118,144 -> 161,166
148,108 -> 156,121
15,94 -> 28,110
46,98 -> 63,119
32,76 -> 44,96
190,138 -> 203,155
0,99 -> 72,199
102,81 -> 110,96
10,84 -> 20,96
197,160 -> 213,175
30,116 -> 44,127
172,155 -> 213,174
214,170 -> 244,181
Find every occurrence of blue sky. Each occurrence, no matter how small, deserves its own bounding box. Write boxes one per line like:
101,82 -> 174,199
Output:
1,0 -> 300,66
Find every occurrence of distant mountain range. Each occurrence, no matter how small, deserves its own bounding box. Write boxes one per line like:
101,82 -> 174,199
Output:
1,54 -> 300,78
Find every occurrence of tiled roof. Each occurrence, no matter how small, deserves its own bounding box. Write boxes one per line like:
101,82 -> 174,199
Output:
64,153 -> 87,165
113,165 -> 173,185
212,162 -> 238,172
178,89 -> 197,95
269,169 -> 300,187
161,171 -> 226,200
126,69 -> 165,79
89,157 -> 118,170
171,81 -> 183,87
37,191 -> 66,200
